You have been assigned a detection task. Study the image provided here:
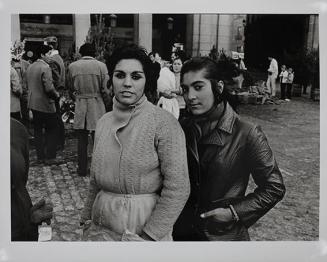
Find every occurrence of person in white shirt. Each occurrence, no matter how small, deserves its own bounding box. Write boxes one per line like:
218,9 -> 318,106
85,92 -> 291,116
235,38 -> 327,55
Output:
156,67 -> 180,119
266,56 -> 278,97
279,65 -> 288,100
285,68 -> 294,101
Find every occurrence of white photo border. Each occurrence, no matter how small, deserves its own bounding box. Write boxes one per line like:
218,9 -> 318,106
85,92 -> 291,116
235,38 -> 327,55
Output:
1,0 -> 326,261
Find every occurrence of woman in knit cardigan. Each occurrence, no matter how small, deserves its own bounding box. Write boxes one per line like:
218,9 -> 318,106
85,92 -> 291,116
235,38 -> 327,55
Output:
80,44 -> 190,241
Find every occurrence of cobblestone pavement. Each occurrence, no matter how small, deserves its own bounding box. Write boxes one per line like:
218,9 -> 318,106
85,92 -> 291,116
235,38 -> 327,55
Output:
26,95 -> 319,241
240,96 -> 320,241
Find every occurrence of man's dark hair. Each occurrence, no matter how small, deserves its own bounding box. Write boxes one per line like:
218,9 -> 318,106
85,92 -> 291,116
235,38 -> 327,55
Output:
79,43 -> 96,57
36,44 -> 52,58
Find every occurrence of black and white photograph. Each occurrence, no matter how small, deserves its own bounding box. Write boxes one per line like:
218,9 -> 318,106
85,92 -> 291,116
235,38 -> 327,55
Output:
1,0 -> 327,261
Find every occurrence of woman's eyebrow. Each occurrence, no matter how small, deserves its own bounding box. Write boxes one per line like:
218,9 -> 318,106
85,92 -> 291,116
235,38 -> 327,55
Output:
113,70 -> 144,74
191,80 -> 205,86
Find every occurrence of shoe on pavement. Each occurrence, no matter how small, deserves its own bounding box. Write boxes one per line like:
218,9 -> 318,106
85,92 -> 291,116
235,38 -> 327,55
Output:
77,167 -> 90,177
285,99 -> 290,102
44,158 -> 57,165
32,159 -> 44,165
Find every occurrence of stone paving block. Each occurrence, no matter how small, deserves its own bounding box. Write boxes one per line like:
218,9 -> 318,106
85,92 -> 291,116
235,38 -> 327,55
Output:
53,206 -> 64,212
61,191 -> 72,198
66,219 -> 79,226
76,203 -> 84,210
60,223 -> 77,232
62,199 -> 74,207
55,216 -> 68,223
61,232 -> 81,241
64,205 -> 75,211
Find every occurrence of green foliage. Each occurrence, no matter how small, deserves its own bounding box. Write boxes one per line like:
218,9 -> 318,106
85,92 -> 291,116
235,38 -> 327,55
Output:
85,14 -> 115,63
209,47 -> 239,82
209,45 -> 254,87
284,48 -> 319,88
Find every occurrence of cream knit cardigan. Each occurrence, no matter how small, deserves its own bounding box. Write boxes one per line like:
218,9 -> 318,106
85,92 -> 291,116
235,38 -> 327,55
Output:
81,95 -> 190,240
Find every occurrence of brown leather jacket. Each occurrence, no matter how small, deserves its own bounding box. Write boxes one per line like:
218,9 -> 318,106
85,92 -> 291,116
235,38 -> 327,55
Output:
173,102 -> 285,241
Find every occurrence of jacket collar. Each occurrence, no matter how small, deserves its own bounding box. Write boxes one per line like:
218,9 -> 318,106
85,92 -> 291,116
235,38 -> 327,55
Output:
201,102 -> 237,146
112,95 -> 147,126
36,59 -> 50,66
50,50 -> 59,57
81,56 -> 95,60
216,102 -> 237,134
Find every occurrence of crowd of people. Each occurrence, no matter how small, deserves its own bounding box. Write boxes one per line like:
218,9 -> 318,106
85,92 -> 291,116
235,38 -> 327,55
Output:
10,36 -> 286,241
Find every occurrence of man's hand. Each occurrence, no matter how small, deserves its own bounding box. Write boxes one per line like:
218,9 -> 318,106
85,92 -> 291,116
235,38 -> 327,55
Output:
30,198 -> 53,225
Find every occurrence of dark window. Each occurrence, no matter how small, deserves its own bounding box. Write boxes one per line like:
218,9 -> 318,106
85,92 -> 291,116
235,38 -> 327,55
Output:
90,14 -> 134,28
19,14 -> 73,25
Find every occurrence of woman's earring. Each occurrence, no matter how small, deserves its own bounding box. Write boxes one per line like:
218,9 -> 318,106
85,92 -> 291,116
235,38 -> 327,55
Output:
217,80 -> 224,94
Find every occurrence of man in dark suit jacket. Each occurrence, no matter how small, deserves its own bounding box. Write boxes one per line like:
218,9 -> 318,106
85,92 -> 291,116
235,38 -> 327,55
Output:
147,52 -> 161,104
44,36 -> 66,150
26,45 -> 60,164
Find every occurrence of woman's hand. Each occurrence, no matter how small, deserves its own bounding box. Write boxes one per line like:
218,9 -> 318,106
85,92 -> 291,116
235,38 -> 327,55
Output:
121,230 -> 155,241
171,90 -> 181,96
30,198 -> 53,225
139,231 -> 155,241
160,91 -> 176,99
79,219 -> 92,232
200,207 -> 233,223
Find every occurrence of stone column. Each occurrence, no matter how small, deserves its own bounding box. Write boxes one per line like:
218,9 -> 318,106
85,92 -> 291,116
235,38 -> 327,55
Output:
73,14 -> 91,52
216,15 -> 233,54
185,14 -> 194,58
192,14 -> 219,56
307,15 -> 319,50
133,15 -> 139,46
136,14 -> 152,53
11,14 -> 21,43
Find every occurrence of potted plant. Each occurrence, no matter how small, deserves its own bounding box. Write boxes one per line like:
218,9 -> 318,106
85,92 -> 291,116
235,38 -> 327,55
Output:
284,48 -> 319,99
306,48 -> 319,101
85,14 -> 115,64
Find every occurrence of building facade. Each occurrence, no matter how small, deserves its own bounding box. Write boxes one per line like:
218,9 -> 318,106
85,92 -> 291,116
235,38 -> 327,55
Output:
11,13 -> 246,61
11,13 -> 318,66
244,14 -> 319,69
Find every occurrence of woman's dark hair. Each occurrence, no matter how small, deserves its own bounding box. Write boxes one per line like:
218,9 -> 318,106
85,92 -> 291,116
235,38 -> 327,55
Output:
79,43 -> 96,57
181,57 -> 238,111
170,56 -> 185,73
173,56 -> 185,64
107,44 -> 155,96
174,50 -> 187,63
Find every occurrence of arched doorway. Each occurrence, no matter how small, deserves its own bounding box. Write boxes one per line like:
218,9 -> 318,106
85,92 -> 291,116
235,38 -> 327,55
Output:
152,14 -> 187,61
244,14 -> 310,70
